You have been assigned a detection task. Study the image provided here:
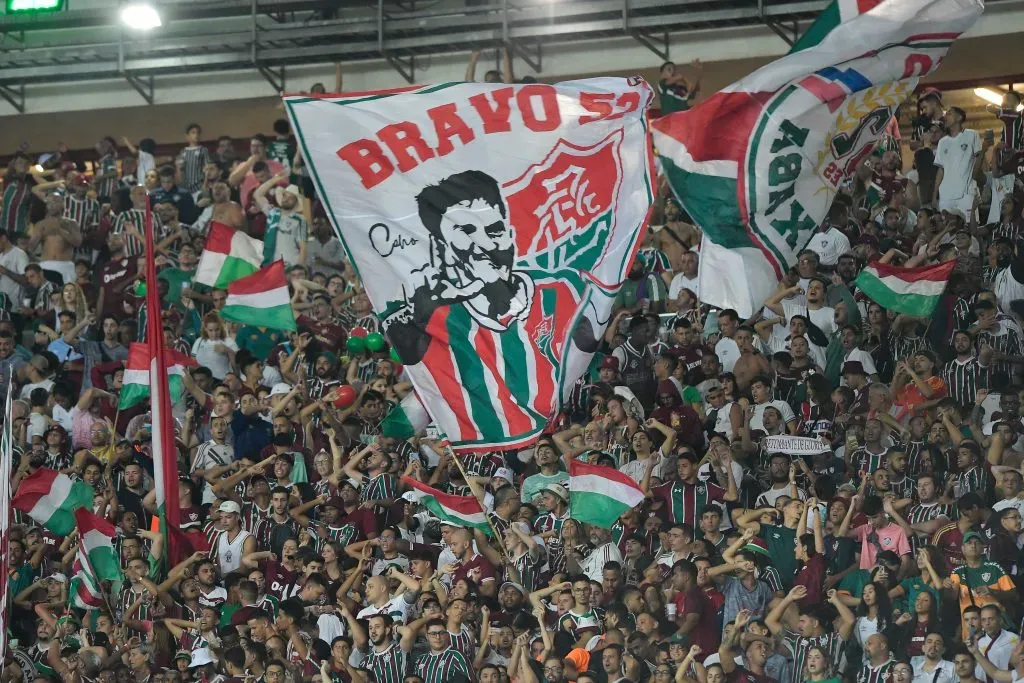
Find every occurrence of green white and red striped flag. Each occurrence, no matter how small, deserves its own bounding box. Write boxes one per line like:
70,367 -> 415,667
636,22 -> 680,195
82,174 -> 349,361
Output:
119,342 -> 195,409
73,508 -> 123,586
220,260 -> 297,332
195,221 -> 265,289
381,392 -> 431,440
652,0 -> 982,317
69,556 -> 105,611
568,460 -> 646,528
400,476 -> 491,535
854,260 -> 955,317
12,468 -> 94,536
285,79 -> 655,454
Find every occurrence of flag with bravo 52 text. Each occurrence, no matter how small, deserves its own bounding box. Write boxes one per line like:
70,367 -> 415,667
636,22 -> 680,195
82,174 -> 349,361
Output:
286,79 -> 655,452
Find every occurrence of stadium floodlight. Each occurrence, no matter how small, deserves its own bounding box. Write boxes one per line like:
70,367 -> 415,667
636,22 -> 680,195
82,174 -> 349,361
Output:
121,2 -> 162,30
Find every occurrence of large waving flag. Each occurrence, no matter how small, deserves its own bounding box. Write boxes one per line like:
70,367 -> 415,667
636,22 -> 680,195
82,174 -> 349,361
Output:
854,260 -> 955,317
12,468 -> 93,535
220,260 -> 297,331
69,556 -> 105,611
286,79 -> 655,453
568,459 -> 646,528
653,0 -> 982,317
119,342 -> 196,409
73,509 -> 124,588
195,221 -> 265,289
401,476 -> 491,535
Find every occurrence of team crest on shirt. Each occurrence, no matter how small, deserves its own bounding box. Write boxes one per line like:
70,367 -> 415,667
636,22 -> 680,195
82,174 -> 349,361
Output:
882,537 -> 892,546
982,572 -> 992,582
772,532 -> 780,540
697,485 -> 706,494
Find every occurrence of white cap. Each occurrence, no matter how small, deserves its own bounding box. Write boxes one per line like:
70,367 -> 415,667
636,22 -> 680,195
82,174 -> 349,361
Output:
218,500 -> 241,514
493,467 -> 514,483
269,382 -> 292,397
189,648 -> 216,668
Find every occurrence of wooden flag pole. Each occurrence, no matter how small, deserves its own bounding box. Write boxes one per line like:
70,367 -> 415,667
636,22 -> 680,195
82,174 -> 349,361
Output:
443,442 -> 510,558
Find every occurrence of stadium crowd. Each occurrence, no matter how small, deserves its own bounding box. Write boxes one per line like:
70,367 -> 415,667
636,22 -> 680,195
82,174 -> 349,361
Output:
5,58 -> 1024,683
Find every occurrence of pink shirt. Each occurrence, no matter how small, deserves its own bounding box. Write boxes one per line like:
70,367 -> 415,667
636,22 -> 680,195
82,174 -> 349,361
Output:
71,406 -> 101,451
239,160 -> 286,208
854,521 -> 911,569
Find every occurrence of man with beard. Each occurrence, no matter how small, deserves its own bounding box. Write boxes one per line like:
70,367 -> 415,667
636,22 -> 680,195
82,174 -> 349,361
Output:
668,318 -> 704,378
204,180 -> 245,230
572,526 -> 623,583
522,439 -> 568,505
755,453 -> 805,509
352,614 -> 417,683
255,172 -> 307,268
306,350 -> 343,402
253,486 -> 300,555
765,277 -> 836,339
971,299 -> 1021,384
298,487 -> 377,548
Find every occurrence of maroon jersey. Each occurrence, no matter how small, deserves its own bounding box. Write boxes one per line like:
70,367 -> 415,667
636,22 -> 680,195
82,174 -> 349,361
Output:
264,559 -> 298,600
96,257 -> 137,318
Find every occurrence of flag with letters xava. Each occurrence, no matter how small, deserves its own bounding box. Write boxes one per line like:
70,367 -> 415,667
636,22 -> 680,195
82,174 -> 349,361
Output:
653,0 -> 983,317
285,79 -> 655,453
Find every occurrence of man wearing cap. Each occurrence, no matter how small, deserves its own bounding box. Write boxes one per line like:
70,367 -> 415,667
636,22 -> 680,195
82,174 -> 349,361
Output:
950,531 -> 1015,629
533,483 -> 571,538
215,500 -> 257,575
254,170 -> 308,268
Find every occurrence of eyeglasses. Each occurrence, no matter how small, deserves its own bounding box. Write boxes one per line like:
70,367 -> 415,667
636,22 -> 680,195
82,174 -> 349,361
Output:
426,631 -> 446,637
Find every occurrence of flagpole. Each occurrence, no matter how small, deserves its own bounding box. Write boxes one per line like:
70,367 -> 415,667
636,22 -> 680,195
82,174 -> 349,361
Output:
74,544 -> 119,622
443,443 -> 510,558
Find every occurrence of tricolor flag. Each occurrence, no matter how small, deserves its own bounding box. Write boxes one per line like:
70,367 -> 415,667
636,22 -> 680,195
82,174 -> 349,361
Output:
401,476 -> 491,536
119,342 -> 196,409
69,556 -> 105,611
195,221 -> 265,289
381,392 -> 431,441
286,79 -> 655,454
568,460 -> 646,528
73,509 -> 123,587
652,0 -> 982,317
12,468 -> 94,536
854,260 -> 955,317
220,260 -> 297,332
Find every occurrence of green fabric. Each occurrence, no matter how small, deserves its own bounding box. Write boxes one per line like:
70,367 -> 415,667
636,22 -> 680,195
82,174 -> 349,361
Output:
658,80 -> 692,114
220,602 -> 241,627
614,275 -> 667,310
235,326 -> 287,359
158,267 -> 197,305
682,385 -> 702,405
825,284 -> 860,385
897,577 -> 940,614
838,568 -> 871,597
521,471 -> 568,504
8,561 -> 36,597
760,524 -> 798,589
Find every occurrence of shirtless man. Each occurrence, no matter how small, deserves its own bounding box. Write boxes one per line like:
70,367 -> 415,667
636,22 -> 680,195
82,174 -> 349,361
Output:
732,325 -> 770,392
28,194 -> 82,285
209,181 -> 244,229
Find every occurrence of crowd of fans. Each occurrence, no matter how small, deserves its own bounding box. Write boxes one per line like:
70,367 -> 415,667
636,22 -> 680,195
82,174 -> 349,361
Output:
3,57 -> 1024,683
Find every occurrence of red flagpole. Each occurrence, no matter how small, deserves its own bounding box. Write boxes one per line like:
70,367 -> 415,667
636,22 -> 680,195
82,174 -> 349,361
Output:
144,196 -> 184,564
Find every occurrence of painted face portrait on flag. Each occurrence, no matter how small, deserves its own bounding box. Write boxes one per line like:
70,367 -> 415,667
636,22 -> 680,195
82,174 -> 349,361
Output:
285,79 -> 655,452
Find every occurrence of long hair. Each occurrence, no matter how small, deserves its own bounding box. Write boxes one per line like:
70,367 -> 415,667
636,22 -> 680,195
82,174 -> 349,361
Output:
858,581 -> 893,633
200,311 -> 225,340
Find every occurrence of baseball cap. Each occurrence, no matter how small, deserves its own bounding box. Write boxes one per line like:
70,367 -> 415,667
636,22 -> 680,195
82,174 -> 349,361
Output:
218,501 -> 241,515
324,497 -> 345,509
744,537 -> 771,558
963,531 -> 984,544
500,581 -> 526,595
493,467 -> 514,484
189,648 -> 215,668
600,357 -> 619,371
541,483 -> 569,503
269,382 -> 292,397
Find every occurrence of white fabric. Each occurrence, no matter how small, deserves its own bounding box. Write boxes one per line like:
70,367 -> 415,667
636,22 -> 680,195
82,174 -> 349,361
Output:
0,246 -> 28,304
668,273 -> 700,300
749,399 -> 796,431
910,656 -> 956,683
807,227 -> 851,266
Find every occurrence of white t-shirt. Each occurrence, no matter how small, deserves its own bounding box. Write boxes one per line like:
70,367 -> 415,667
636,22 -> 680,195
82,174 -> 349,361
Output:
910,657 -> 956,683
988,173 -> 1016,224
936,129 -> 981,201
782,299 -> 836,337
0,246 -> 28,304
191,337 -> 239,380
20,379 -> 54,401
356,593 -> 412,623
843,348 -> 878,378
807,228 -> 851,266
715,337 -> 740,373
749,400 -> 796,431
668,273 -> 700,300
